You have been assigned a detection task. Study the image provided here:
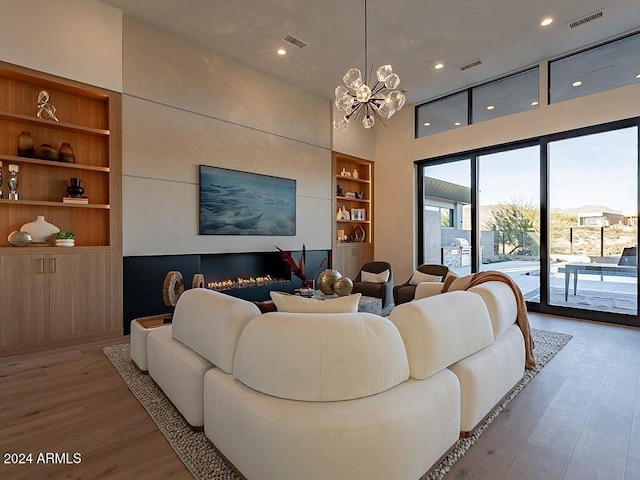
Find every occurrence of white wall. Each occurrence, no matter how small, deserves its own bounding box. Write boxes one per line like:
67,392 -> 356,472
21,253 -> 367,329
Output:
331,110 -> 377,161
121,17 -> 333,256
0,0 -> 122,92
375,73 -> 640,283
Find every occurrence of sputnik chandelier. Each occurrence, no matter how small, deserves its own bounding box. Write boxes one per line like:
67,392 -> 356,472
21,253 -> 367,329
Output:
333,0 -> 406,130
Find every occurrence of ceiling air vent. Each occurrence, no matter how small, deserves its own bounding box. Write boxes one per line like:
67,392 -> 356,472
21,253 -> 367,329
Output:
282,34 -> 307,49
458,59 -> 483,72
567,9 -> 605,29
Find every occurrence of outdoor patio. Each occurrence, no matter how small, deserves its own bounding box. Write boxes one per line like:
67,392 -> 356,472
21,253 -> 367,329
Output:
451,260 -> 638,316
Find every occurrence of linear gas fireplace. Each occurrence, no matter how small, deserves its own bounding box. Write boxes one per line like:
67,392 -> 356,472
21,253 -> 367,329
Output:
123,249 -> 330,334
207,275 -> 288,291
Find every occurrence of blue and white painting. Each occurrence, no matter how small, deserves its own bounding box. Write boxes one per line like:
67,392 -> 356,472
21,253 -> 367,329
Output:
199,165 -> 296,235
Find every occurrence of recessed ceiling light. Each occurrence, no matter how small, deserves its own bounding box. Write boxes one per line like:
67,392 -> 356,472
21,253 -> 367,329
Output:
635,73 -> 640,79
530,101 -> 539,106
540,17 -> 553,27
454,122 -> 461,126
486,105 -> 495,110
277,48 -> 287,56
434,63 -> 444,70
423,122 -> 431,127
572,80 -> 582,87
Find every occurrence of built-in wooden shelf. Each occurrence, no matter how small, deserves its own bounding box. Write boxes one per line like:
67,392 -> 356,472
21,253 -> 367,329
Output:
0,199 -> 109,209
0,111 -> 110,137
0,153 -> 109,172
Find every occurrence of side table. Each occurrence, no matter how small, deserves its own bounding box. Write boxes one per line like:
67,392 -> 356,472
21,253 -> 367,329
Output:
130,313 -> 172,372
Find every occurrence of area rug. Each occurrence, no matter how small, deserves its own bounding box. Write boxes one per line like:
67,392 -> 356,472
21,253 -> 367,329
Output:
103,328 -> 571,480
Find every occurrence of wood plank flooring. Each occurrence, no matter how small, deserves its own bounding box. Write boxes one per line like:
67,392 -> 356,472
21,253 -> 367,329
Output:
0,313 -> 638,479
0,337 -> 191,479
449,313 -> 640,480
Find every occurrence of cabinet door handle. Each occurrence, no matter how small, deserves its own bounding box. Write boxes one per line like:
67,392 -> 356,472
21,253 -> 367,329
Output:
38,257 -> 45,273
50,257 -> 56,273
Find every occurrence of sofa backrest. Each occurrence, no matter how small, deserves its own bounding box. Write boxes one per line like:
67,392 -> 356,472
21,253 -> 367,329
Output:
233,312 -> 409,401
171,289 -> 261,374
389,291 -> 494,380
468,281 -> 517,340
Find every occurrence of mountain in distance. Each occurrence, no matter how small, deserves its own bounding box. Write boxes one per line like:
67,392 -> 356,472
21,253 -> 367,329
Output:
550,205 -> 623,216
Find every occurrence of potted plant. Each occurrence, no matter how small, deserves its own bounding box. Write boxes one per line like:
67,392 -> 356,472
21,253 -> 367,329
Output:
53,230 -> 75,247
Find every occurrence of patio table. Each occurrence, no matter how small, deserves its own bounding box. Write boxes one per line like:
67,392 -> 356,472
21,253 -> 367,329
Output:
563,262 -> 637,301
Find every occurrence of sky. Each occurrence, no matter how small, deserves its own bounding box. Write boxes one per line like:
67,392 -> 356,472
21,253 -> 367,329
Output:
424,126 -> 637,213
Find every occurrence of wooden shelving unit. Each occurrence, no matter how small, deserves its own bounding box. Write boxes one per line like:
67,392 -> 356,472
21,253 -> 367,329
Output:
0,61 -> 122,350
332,152 -> 374,279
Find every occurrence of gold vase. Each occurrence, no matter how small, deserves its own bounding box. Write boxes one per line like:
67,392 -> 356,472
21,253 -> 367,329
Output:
334,277 -> 353,296
317,269 -> 342,295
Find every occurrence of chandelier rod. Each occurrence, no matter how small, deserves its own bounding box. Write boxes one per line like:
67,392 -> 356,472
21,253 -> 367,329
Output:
363,0 -> 368,84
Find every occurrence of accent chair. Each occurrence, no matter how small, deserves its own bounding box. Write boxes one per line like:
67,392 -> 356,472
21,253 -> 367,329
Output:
351,261 -> 394,308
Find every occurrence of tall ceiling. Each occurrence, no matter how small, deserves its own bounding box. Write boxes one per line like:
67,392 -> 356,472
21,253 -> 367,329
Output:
100,0 -> 640,105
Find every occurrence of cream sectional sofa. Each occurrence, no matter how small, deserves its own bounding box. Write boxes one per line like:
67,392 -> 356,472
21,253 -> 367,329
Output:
140,282 -> 526,479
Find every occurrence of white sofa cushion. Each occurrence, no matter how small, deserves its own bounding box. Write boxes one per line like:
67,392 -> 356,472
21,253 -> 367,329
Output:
204,368 -> 460,480
233,312 -> 409,401
205,368 -> 460,480
171,288 -> 260,374
389,291 -> 494,380
414,282 -> 446,300
468,281 -> 518,339
147,325 -> 213,427
448,324 -> 525,432
270,291 -> 360,313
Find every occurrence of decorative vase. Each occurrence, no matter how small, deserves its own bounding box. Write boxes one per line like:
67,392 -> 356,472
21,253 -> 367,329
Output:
34,143 -> 59,161
317,269 -> 342,295
20,216 -> 60,243
8,231 -> 32,247
334,277 -> 353,296
65,177 -> 86,197
17,131 -> 34,157
58,142 -> 75,163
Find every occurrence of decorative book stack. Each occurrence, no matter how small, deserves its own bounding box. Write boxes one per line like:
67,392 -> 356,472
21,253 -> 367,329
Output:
63,196 -> 88,204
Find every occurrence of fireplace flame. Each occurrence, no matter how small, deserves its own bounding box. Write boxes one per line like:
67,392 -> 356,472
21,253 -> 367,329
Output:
207,274 -> 287,291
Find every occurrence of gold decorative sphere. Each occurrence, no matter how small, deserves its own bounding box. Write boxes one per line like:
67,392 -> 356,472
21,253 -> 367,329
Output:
317,269 -> 342,295
334,277 -> 353,296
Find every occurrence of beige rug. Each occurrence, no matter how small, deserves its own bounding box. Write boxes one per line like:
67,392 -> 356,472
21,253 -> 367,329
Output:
103,328 -> 571,480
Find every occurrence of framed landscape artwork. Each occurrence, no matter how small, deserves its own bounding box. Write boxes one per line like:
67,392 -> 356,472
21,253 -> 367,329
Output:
199,165 -> 296,235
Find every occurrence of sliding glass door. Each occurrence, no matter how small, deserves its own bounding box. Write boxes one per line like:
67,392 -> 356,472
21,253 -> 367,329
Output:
548,127 -> 638,315
478,147 -> 540,302
417,119 -> 639,326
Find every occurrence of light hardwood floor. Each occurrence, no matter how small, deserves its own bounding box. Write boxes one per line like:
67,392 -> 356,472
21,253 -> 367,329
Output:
1,313 -> 638,480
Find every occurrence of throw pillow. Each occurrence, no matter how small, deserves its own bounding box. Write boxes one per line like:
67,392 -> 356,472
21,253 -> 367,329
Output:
442,273 -> 475,292
361,269 -> 390,283
270,291 -> 361,313
409,270 -> 442,285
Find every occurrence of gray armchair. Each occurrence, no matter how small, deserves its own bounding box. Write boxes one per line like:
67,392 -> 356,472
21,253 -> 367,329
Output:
352,261 -> 394,308
393,264 -> 449,305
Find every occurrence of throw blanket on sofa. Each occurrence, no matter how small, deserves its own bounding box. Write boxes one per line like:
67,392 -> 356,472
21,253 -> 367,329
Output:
443,270 -> 536,370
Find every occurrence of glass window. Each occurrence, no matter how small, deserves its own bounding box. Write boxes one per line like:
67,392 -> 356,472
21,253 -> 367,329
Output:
441,208 -> 454,227
421,160 -> 472,273
415,92 -> 468,138
472,68 -> 539,123
550,31 -> 640,104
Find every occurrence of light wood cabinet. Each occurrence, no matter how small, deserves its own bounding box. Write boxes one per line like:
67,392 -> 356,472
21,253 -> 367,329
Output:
332,243 -> 374,280
0,254 -> 48,345
332,153 -> 374,279
0,251 -> 111,346
49,251 -> 111,338
0,62 -> 122,351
